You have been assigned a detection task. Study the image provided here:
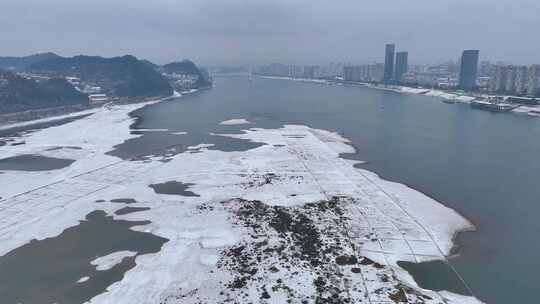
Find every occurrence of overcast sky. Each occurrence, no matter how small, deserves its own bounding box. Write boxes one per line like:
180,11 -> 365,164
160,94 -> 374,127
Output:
2,0 -> 539,65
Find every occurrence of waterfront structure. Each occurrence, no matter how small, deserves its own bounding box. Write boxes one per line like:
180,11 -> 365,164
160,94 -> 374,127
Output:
383,44 -> 395,83
394,52 -> 408,83
88,94 -> 108,104
458,50 -> 480,90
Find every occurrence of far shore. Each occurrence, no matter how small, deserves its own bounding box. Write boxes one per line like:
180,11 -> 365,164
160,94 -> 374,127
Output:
255,75 -> 540,117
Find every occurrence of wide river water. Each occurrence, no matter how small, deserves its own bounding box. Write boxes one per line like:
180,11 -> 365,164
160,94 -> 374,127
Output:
119,76 -> 540,304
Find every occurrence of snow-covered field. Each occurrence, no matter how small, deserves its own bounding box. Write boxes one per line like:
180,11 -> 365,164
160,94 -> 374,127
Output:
0,100 -> 482,303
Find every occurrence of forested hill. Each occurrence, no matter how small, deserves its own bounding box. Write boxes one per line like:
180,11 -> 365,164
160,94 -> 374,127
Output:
0,70 -> 88,114
0,53 -> 61,71
28,55 -> 173,97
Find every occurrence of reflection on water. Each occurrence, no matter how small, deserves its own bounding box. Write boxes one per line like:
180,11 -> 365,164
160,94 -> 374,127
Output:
0,210 -> 167,304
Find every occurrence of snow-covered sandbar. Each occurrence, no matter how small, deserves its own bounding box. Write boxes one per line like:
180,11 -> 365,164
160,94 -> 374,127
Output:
0,101 -> 482,303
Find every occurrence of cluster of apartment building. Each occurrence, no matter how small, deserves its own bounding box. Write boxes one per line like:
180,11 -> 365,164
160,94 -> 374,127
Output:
343,64 -> 384,83
343,44 -> 409,84
254,62 -> 345,79
255,44 -> 540,98
489,65 -> 540,96
162,72 -> 200,90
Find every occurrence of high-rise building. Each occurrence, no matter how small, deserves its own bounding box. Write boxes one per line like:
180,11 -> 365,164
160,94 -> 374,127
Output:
528,65 -> 540,96
289,65 -> 304,78
370,63 -> 385,82
343,66 -> 356,82
490,65 -> 535,95
489,65 -> 509,93
394,52 -> 408,83
504,66 -> 517,93
479,61 -> 492,77
383,44 -> 395,83
515,66 -> 529,95
303,65 -> 321,79
458,50 -> 480,90
343,64 -> 383,83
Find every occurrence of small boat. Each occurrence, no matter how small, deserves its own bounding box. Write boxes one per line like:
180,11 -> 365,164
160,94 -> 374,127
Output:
470,100 -> 516,112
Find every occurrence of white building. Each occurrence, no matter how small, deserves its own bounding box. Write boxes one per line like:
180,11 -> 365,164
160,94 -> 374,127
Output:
88,94 -> 108,104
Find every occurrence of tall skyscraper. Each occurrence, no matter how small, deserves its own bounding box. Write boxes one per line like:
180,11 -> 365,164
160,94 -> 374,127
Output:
458,50 -> 480,90
383,44 -> 395,83
394,52 -> 408,83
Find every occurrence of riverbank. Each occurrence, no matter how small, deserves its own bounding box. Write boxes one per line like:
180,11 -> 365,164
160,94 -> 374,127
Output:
256,75 -> 540,116
0,92 -> 191,130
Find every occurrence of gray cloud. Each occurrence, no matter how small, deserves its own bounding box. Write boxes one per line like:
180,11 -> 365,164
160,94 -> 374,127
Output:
1,0 -> 540,65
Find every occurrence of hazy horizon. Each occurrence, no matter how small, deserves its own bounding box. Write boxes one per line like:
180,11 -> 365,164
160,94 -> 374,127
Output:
2,0 -> 540,66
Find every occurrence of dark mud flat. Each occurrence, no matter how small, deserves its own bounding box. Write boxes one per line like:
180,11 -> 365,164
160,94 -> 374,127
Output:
0,154 -> 75,171
149,181 -> 199,196
398,260 -> 471,296
0,210 -> 167,304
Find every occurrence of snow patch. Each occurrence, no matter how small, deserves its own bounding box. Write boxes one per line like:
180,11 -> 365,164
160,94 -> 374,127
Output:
219,118 -> 251,125
199,254 -> 220,266
77,276 -> 90,284
91,251 -> 137,271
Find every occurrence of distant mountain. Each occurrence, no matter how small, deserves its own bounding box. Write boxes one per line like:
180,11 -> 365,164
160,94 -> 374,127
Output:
0,70 -> 88,114
0,52 -> 61,71
28,55 -> 173,97
140,59 -> 159,69
162,60 -> 201,75
162,60 -> 212,87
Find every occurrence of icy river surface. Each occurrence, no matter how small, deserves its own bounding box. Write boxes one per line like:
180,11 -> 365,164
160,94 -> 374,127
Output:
2,76 -> 540,303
